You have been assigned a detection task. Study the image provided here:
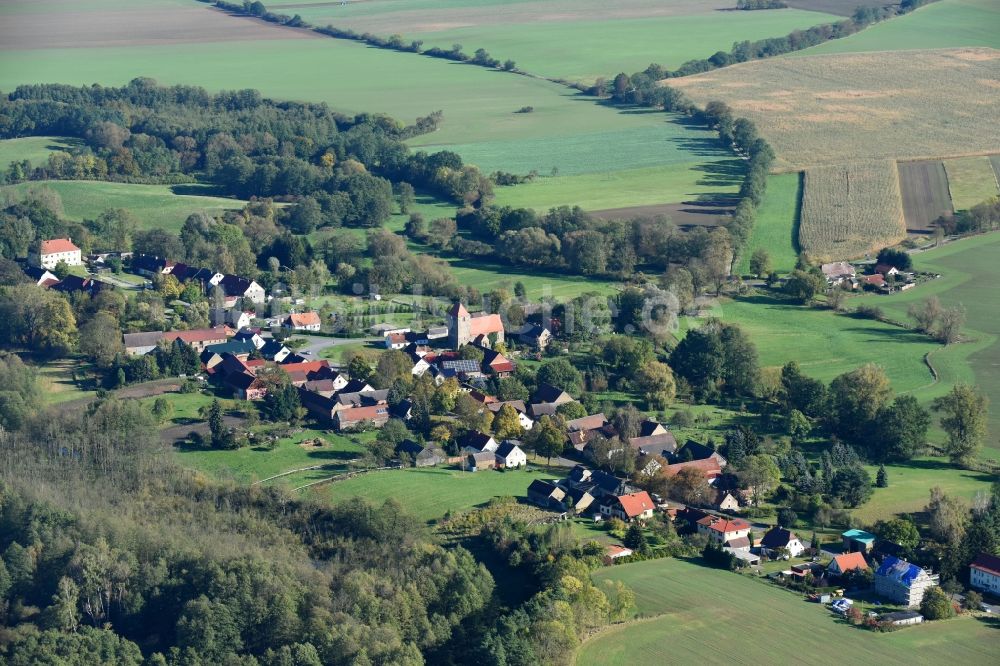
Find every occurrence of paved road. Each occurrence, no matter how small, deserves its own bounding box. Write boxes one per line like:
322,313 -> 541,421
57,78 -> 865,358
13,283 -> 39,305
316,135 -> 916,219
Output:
286,335 -> 382,362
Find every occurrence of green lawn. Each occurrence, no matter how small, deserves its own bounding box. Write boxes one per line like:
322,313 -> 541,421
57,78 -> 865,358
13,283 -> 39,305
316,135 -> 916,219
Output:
853,232 -> 1000,458
0,136 -> 81,167
736,172 -> 801,275
944,156 -> 1000,211
581,558 -> 999,665
37,358 -> 96,405
443,256 -> 620,300
493,160 -> 742,211
853,457 -> 995,524
799,0 -> 1000,55
176,428 -> 370,485
319,466 -> 557,522
0,180 -> 246,232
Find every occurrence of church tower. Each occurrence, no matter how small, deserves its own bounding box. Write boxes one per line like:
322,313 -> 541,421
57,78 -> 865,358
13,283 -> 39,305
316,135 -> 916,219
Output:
447,302 -> 471,348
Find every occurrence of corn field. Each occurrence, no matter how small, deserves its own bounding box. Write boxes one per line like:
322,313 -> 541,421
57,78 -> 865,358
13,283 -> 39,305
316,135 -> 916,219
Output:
799,160 -> 905,261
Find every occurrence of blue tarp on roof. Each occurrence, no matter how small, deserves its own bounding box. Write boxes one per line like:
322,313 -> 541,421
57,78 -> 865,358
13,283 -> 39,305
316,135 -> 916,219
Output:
876,556 -> 922,587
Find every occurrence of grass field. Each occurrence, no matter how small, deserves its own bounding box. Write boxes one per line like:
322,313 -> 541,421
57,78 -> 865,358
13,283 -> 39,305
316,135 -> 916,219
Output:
443,256 -> 620,300
0,180 -> 246,231
853,458 -> 995,523
944,156 -> 1000,211
670,48 -> 1000,170
580,558 -> 999,665
736,172 -> 801,275
853,232 -> 1000,458
801,0 -> 1000,55
898,160 -> 955,232
493,161 -> 742,212
317,466 -> 558,522
799,161 -> 905,261
0,136 -> 81,167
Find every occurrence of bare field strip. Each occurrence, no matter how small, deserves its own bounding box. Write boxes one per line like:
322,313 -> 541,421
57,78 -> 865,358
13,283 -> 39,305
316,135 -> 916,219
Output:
668,48 -> 1000,170
943,155 -> 1000,210
898,160 -> 955,232
800,161 -> 905,261
588,202 -> 733,228
0,5 -> 319,50
781,0 -> 891,15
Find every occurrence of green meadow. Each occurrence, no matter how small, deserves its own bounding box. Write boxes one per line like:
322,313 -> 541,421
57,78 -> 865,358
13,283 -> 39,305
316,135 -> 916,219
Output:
0,136 -> 80,167
318,466 -> 558,523
736,172 -> 801,275
443,256 -> 620,300
800,0 -> 1000,55
944,156 -> 1000,211
0,180 -> 246,232
581,558 -> 999,665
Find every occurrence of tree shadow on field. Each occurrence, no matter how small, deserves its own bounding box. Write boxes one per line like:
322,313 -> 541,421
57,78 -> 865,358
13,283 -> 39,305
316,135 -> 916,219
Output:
693,159 -> 746,188
670,135 -> 734,159
170,183 -> 233,198
733,293 -> 798,310
839,326 -> 934,345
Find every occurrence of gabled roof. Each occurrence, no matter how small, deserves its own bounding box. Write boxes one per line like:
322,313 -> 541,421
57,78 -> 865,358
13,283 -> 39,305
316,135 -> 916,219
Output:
875,556 -> 926,586
612,491 -> 655,518
566,413 -> 609,432
487,400 -> 527,415
123,331 -> 165,349
469,312 -> 504,337
664,458 -> 722,478
495,440 -> 523,458
335,389 -> 389,407
529,402 -> 559,418
441,359 -> 482,374
338,379 -> 374,394
469,451 -> 495,464
629,432 -> 678,455
219,274 -> 258,296
203,339 -> 256,356
760,526 -> 799,549
225,371 -> 264,391
676,440 -> 721,463
286,311 -> 321,327
590,470 -> 623,495
532,383 -> 572,404
528,479 -> 563,498
639,419 -> 667,437
830,552 -> 869,574
447,302 -> 469,318
970,552 -> 1000,577
725,536 -> 751,550
164,326 -> 230,344
39,238 -> 80,254
336,404 -> 390,423
697,516 -> 751,534
461,431 -> 496,452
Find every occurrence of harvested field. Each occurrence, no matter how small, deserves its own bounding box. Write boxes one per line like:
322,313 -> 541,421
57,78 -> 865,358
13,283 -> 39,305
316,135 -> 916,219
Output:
898,160 -> 954,232
668,48 -> 1000,170
782,0 -> 890,15
944,155 -> 1000,210
588,201 -> 733,228
0,2 -> 318,50
799,161 -> 905,261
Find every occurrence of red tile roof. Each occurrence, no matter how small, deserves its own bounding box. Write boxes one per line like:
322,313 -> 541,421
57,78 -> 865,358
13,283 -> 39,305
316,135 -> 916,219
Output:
40,238 -> 80,255
664,458 -> 722,479
337,404 -> 390,423
616,491 -> 655,518
971,552 -> 1000,577
606,545 -> 633,558
469,313 -> 504,337
697,516 -> 751,534
164,327 -> 230,344
287,312 -> 321,327
831,552 -> 869,573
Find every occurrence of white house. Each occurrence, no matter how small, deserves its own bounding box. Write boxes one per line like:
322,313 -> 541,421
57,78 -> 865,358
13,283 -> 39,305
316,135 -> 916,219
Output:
211,308 -> 252,330
33,238 -> 82,270
600,492 -> 655,522
970,553 -> 1000,596
697,516 -> 752,545
875,556 -> 939,607
494,441 -> 526,469
759,526 -> 805,558
284,312 -> 321,332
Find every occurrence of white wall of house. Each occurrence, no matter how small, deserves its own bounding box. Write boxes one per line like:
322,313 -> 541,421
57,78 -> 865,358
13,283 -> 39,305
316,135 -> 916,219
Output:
38,249 -> 82,269
971,567 -> 1000,595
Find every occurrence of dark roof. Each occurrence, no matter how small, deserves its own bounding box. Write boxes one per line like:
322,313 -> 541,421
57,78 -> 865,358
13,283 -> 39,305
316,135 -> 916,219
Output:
676,440 -> 718,462
971,552 -> 1000,577
639,420 -> 665,437
568,465 -> 592,483
441,359 -> 482,374
760,527 -> 799,549
203,339 -> 256,356
532,383 -> 570,404
338,379 -> 372,393
881,610 -> 923,622
225,371 -> 261,390
590,470 -> 623,495
130,254 -> 169,273
335,389 -> 389,407
528,479 -> 560,497
629,432 -> 678,455
495,440 -> 522,457
461,431 -> 495,451
123,331 -> 165,349
397,440 -> 424,456
219,274 -> 256,296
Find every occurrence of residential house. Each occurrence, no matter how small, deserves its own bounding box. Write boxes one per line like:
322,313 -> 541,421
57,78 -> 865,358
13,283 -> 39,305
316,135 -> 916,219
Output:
260,340 -> 291,363
562,486 -> 596,514
32,238 -> 82,269
697,516 -> 752,546
760,527 -> 805,557
334,404 -> 391,431
969,552 -> 1000,596
22,266 -> 60,287
338,379 -> 375,394
466,451 -> 496,471
486,400 -> 534,431
130,254 -> 175,276
874,556 -> 939,607
494,440 -> 527,469
663,458 -> 724,484
52,275 -> 111,297
842,529 -> 877,553
385,332 -> 408,350
481,348 -> 515,377
828,552 -> 869,578
712,489 -> 741,512
517,323 -> 552,350
233,328 -> 266,350
821,261 -> 856,286
629,431 -> 678,458
461,431 -> 499,454
672,441 -> 727,468
604,545 -> 633,565
226,371 -> 268,400
880,610 -> 924,626
600,491 -> 655,522
528,479 -> 566,509
874,263 -> 901,277
219,274 -> 265,303
566,413 -> 615,451
210,308 -> 252,330
447,302 -> 504,348
531,383 -> 575,407
397,440 -> 446,467
284,312 -> 321,332
123,331 -> 166,356
581,469 -> 628,498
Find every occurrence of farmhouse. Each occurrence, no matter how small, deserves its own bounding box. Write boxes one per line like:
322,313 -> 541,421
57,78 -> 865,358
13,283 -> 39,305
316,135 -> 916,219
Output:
827,552 -> 869,578
600,491 -> 655,522
447,302 -> 504,348
123,331 -> 166,356
527,479 -> 566,509
218,274 -> 266,303
562,486 -> 595,514
162,326 -> 232,352
334,404 -> 390,431
969,552 -> 1000,595
494,440 -> 526,469
397,440 -> 446,467
486,400 -> 534,430
32,238 -> 82,270
874,556 -> 939,607
821,261 -> 856,286
22,265 -> 60,287
566,413 -> 615,451
480,348 -> 515,377
760,527 -> 805,558
663,457 -> 723,483
210,308 -> 252,330
711,490 -> 741,512
516,323 -> 552,350
226,371 -> 268,401
697,516 -> 751,546
466,451 -> 496,472
460,431 -> 499,454
283,312 -> 321,332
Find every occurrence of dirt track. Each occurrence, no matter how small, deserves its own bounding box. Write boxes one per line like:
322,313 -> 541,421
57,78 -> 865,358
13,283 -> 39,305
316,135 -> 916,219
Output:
0,5 -> 320,51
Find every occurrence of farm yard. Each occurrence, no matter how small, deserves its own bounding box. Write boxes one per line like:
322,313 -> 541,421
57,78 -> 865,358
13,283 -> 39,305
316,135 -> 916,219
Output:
668,48 -> 1000,170
579,558 -> 1000,665
897,160 -> 955,233
799,161 -> 905,261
